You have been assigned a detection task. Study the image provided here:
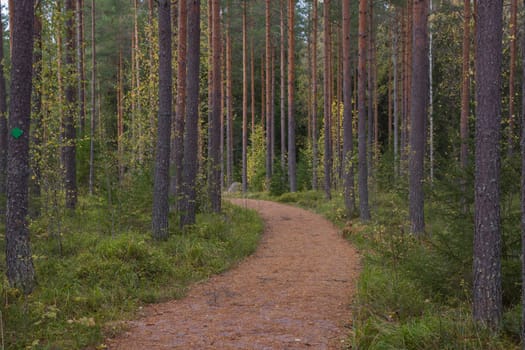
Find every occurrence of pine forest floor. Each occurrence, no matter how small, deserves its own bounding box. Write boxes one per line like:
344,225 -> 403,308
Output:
105,199 -> 361,349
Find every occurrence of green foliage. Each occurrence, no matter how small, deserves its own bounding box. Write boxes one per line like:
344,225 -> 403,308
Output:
0,197 -> 263,349
247,125 -> 267,192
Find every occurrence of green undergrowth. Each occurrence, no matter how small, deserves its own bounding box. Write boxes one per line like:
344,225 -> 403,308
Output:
248,189 -> 520,349
0,196 -> 263,350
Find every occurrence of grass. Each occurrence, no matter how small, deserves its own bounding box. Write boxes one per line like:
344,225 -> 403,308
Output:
0,195 -> 263,350
247,189 -> 521,350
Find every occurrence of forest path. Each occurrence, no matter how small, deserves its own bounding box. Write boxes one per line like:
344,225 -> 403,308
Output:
106,199 -> 360,350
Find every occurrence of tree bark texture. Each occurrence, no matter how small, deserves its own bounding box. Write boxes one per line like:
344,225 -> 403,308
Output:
6,0 -> 36,294
409,0 -> 428,235
473,0 -> 503,329
311,0 -> 318,191
343,0 -> 355,216
76,0 -> 86,135
180,0 -> 200,227
152,0 -> 172,240
508,0 -> 517,154
460,0 -> 470,170
242,1 -> 248,193
323,0 -> 332,200
280,0 -> 286,173
64,0 -> 78,210
89,0 -> 96,194
358,0 -> 370,220
288,0 -> 296,192
209,0 -> 222,210
265,0 -> 273,183
0,15 -> 8,209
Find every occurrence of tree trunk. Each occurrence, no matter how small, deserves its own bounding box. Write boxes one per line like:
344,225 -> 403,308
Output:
358,0 -> 370,220
180,0 -> 201,227
89,0 -> 96,194
251,39 -> 255,133
117,49 -> 124,180
209,0 -> 222,210
172,0 -> 187,207
288,0 -> 296,192
152,0 -> 172,240
312,0 -> 318,191
280,0 -> 286,173
64,0 -> 77,210
393,14 -> 399,173
473,0 -> 503,329
226,14 -> 233,188
0,14 -> 8,212
521,0 -> 525,344
343,0 -> 355,216
409,0 -> 429,235
6,0 -> 36,294
323,0 -> 332,200
265,0 -> 272,184
460,0 -> 471,170
76,0 -> 86,135
367,0 -> 373,169
508,0 -> 517,155
242,1 -> 248,193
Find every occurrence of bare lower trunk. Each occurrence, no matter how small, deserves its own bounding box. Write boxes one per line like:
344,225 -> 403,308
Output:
6,0 -> 36,294
152,0 -> 172,240
180,0 -> 201,227
342,0 -> 355,215
288,0 -> 296,192
473,0 -> 503,329
358,0 -> 370,220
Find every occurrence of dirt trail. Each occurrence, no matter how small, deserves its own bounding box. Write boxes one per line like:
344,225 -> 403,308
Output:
106,199 -> 360,349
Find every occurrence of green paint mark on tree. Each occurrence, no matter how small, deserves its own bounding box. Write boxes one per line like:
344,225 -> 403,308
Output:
11,127 -> 23,139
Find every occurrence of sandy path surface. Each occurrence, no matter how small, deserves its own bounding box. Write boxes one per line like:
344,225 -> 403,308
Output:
106,199 -> 360,349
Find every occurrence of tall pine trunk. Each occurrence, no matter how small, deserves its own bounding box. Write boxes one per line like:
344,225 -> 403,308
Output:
358,0 -> 370,220
89,0 -> 96,194
323,0 -> 332,199
242,1 -> 248,193
473,0 -> 503,329
152,0 -> 172,240
226,12 -> 233,188
265,0 -> 273,184
288,0 -> 296,192
209,0 -> 222,210
6,0 -> 36,294
342,0 -> 355,216
509,0 -> 517,154
280,0 -> 286,173
311,0 -> 318,191
180,0 -> 201,227
76,0 -> 86,135
0,15 -> 8,214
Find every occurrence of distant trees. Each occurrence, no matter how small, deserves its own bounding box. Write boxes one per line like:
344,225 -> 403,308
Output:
409,0 -> 429,235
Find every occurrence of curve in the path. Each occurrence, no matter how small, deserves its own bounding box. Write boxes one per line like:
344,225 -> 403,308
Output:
106,199 -> 360,350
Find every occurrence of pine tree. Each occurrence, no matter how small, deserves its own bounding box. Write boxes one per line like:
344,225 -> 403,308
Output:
152,0 -> 172,240
473,0 -> 503,329
6,0 -> 36,294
